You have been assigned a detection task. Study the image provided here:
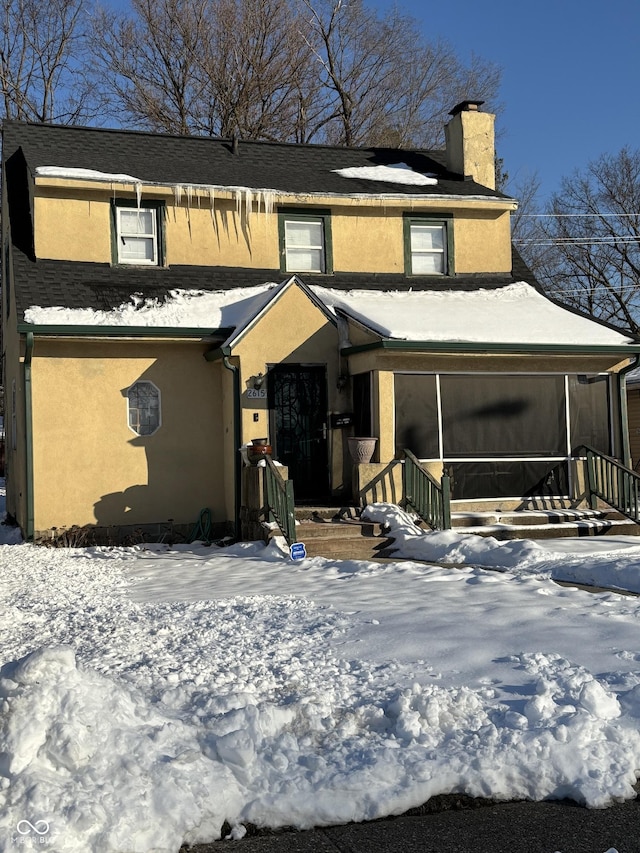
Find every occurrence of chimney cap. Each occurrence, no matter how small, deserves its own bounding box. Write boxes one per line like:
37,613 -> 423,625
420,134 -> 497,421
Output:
449,99 -> 485,116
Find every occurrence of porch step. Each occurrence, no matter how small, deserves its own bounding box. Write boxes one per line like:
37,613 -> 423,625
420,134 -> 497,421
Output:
294,518 -> 395,560
269,506 -> 640,560
449,508 -> 640,540
266,507 -> 395,560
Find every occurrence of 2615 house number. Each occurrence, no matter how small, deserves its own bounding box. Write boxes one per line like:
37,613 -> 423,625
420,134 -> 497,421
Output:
247,388 -> 267,399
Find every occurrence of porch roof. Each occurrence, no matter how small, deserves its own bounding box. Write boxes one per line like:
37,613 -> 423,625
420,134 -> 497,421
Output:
314,282 -> 640,352
19,274 -> 640,356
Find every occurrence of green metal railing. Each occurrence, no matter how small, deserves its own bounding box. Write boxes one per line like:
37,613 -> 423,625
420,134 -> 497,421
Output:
264,457 -> 297,545
583,444 -> 640,523
403,450 -> 451,530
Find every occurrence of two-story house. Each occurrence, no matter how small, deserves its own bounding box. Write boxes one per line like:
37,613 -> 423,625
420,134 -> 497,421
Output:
3,101 -> 640,543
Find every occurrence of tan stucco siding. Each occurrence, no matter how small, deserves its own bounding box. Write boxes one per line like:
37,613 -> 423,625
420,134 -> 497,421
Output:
453,210 -> 512,273
29,340 -> 227,531
166,200 -> 280,268
233,284 -> 340,445
331,207 -> 512,275
33,186 -> 514,275
34,193 -> 112,262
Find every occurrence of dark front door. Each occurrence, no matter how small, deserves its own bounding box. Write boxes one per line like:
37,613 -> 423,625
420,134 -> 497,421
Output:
270,365 -> 329,501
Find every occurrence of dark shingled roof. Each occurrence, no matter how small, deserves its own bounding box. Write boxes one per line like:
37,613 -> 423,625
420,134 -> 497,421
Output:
2,120 -> 510,200
10,253 -> 530,321
3,120 -> 529,323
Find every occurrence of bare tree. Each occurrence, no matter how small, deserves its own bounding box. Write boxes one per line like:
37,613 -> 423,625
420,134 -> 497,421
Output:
520,149 -> 640,334
91,0 -> 502,148
91,0 -> 213,134
0,0 -> 96,123
203,0 -> 312,139
507,170 -> 550,274
295,0 -> 501,147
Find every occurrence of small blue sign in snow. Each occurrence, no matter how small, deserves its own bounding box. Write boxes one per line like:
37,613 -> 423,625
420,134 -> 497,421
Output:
289,542 -> 307,561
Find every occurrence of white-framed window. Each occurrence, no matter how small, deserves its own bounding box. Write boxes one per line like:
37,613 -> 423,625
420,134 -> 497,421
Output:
279,210 -> 332,274
405,216 -> 453,276
127,381 -> 161,435
410,224 -> 446,274
117,207 -> 158,264
112,200 -> 165,266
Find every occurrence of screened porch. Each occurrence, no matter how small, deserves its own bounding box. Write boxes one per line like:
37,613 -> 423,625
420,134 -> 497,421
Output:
393,372 -> 614,501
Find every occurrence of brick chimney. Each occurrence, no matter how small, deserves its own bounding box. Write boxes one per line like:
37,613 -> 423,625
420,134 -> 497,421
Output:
445,100 -> 496,190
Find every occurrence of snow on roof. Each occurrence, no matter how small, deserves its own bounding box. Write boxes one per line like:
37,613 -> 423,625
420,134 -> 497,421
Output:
23,280 -> 635,348
315,282 -> 635,346
36,166 -> 143,184
23,284 -> 278,331
332,163 -> 438,186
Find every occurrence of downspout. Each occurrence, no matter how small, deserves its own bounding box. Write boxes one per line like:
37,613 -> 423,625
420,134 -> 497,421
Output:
618,355 -> 640,467
222,352 -> 242,540
24,332 -> 34,540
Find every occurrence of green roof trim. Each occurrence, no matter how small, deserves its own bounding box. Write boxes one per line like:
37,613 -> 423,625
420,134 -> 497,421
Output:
204,345 -> 232,362
341,340 -> 640,356
17,323 -> 235,339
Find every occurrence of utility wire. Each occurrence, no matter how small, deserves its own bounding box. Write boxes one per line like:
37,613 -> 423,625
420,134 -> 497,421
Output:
519,212 -> 640,218
513,237 -> 640,246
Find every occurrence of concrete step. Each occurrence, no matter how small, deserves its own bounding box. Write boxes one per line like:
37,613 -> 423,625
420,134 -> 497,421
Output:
295,519 -> 386,539
449,513 -> 640,541
268,515 -> 394,560
270,505 -> 640,558
451,508 -> 618,529
294,506 -> 360,521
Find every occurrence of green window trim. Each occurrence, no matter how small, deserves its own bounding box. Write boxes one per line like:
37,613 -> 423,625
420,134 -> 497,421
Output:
403,214 -> 454,277
278,208 -> 333,275
110,199 -> 167,267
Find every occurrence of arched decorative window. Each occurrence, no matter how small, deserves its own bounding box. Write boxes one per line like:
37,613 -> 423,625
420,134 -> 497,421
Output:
127,381 -> 161,435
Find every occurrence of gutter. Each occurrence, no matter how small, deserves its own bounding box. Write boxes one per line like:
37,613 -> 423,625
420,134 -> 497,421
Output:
342,340 -> 640,356
24,331 -> 34,541
17,323 -> 235,340
206,346 -> 242,540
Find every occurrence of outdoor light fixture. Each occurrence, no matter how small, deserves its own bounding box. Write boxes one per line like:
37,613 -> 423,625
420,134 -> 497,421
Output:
253,372 -> 265,390
336,374 -> 348,391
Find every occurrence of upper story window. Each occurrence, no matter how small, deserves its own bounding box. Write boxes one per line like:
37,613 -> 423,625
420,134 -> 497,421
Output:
127,381 -> 161,435
278,210 -> 332,274
404,215 -> 453,276
112,200 -> 165,266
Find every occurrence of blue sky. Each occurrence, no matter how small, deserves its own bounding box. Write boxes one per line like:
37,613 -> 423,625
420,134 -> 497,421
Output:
372,0 -> 640,201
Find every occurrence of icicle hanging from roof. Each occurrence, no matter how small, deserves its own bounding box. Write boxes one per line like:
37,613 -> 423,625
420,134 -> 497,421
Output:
263,190 -> 274,215
173,185 -> 184,207
134,181 -> 142,209
208,188 -> 216,225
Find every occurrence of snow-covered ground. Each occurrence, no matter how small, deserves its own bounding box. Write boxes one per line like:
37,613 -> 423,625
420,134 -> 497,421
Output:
3,499 -> 640,852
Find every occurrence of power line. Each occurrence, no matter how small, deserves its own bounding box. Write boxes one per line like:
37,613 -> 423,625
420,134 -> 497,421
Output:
513,237 -> 640,246
519,212 -> 640,218
544,283 -> 640,299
